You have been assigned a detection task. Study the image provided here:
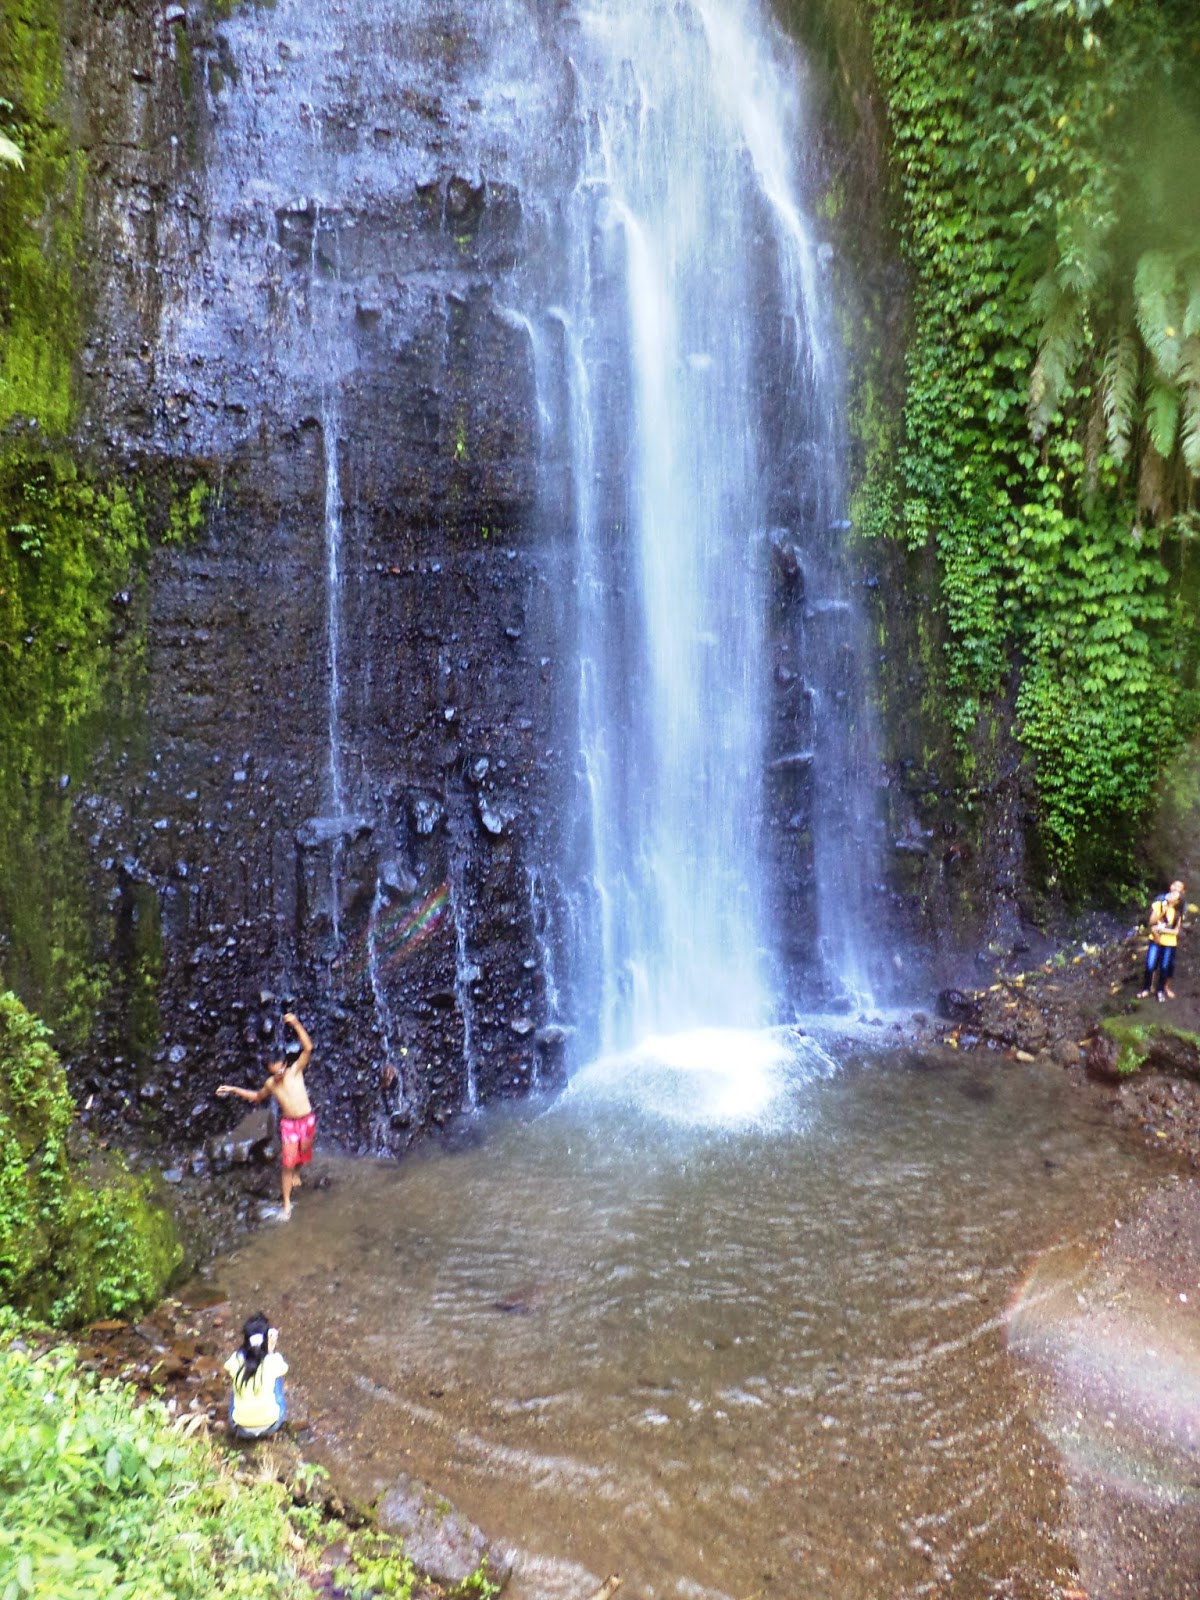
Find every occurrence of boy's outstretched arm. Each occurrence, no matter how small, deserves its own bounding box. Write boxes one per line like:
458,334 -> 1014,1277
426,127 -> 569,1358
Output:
215,1080 -> 272,1104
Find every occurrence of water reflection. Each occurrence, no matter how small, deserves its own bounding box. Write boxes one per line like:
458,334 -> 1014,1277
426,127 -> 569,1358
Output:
212,1048 -> 1162,1599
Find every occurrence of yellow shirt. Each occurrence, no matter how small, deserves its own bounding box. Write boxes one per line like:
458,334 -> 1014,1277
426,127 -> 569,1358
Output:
1150,899 -> 1182,948
224,1350 -> 287,1433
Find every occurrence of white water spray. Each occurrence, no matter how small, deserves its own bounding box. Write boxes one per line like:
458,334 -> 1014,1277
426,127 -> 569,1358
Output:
563,0 -> 880,1050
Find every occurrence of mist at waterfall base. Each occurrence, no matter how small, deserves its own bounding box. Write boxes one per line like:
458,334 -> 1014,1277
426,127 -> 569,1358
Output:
212,1055 -> 1171,1600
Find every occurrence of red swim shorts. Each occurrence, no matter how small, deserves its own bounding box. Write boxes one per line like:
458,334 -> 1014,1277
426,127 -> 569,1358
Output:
280,1111 -> 316,1169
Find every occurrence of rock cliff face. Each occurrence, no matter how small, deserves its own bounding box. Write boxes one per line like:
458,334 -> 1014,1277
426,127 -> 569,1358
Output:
11,0 -> 998,1152
54,0 -> 583,1148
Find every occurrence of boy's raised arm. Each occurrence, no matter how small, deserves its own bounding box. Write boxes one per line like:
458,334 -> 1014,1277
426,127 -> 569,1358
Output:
283,1013 -> 313,1070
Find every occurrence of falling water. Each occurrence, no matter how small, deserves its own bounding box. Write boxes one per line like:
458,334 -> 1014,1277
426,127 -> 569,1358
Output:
322,399 -> 347,939
563,0 -> 878,1049
447,845 -> 479,1111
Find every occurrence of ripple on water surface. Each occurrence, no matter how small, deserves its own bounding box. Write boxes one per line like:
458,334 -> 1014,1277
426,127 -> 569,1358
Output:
213,1041 -> 1165,1600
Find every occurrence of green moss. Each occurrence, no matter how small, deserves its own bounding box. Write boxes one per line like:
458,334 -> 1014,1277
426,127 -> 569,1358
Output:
1099,1012 -> 1200,1077
0,448 -> 150,1047
0,991 -> 181,1325
164,477 -> 211,545
0,0 -> 86,435
126,882 -> 163,1064
1098,1014 -> 1152,1076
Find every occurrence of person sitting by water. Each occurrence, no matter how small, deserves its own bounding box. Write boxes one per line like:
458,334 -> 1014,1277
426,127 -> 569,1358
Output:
224,1312 -> 288,1440
1138,879 -> 1186,1002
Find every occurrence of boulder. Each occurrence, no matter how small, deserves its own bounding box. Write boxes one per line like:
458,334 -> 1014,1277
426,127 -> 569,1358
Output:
375,1472 -> 511,1592
1051,1038 -> 1083,1069
207,1106 -> 276,1170
936,988 -> 981,1025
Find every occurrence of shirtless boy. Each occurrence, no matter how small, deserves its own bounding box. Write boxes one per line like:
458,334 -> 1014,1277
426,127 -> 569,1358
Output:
216,1012 -> 316,1219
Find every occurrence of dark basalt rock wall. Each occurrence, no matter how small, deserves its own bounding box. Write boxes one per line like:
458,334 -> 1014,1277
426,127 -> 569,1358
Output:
52,0 -> 581,1150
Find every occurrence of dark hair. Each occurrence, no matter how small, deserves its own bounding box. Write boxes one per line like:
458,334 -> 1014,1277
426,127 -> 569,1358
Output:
235,1312 -> 271,1387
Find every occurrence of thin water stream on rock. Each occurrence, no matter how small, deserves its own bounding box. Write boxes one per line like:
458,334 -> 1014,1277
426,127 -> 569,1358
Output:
210,1043 -> 1172,1600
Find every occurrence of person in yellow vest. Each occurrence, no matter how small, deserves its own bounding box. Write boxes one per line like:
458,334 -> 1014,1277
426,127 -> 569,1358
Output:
224,1312 -> 288,1440
1137,879 -> 1186,1002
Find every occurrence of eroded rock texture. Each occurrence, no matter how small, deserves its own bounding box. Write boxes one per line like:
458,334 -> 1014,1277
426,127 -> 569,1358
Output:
60,0 -> 581,1149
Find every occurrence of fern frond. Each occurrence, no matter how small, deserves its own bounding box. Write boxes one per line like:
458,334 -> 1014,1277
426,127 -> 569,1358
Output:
1181,336 -> 1200,476
1183,392 -> 1200,477
1029,269 -> 1061,324
1183,260 -> 1200,340
1084,395 -> 1105,494
1055,221 -> 1109,298
1139,445 -> 1166,520
1134,250 -> 1184,380
1145,375 -> 1181,460
1028,288 -> 1083,439
1099,330 -> 1139,464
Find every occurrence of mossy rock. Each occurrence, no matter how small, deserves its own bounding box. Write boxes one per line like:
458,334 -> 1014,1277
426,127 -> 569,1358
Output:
1089,1014 -> 1200,1081
0,990 -> 181,1325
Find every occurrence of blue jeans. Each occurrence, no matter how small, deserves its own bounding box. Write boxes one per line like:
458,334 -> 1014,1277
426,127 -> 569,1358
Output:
1144,943 -> 1176,987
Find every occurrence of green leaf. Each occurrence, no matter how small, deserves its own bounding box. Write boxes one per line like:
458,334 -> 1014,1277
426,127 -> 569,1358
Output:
1099,331 -> 1139,464
1182,260 -> 1200,340
1028,286 -> 1083,439
1181,337 -> 1200,475
1134,250 -> 1184,380
1145,377 -> 1180,460
0,134 -> 23,169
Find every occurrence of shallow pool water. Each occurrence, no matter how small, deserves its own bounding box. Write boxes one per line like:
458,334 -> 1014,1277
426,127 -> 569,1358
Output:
211,1038 -> 1165,1599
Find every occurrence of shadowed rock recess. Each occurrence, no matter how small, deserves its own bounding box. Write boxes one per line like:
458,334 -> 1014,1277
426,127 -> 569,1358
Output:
26,0 -> 903,1152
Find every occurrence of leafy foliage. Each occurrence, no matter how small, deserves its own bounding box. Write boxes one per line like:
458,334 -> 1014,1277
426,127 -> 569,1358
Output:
0,1322 -> 493,1600
865,0 -> 1200,889
0,1328 -> 303,1600
0,991 -> 180,1326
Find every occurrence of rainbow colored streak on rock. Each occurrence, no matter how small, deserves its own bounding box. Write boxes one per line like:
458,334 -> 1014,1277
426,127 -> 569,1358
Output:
333,882 -> 450,985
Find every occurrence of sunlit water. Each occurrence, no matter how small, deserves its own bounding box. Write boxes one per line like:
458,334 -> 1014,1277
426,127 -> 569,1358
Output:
207,1040 -> 1177,1599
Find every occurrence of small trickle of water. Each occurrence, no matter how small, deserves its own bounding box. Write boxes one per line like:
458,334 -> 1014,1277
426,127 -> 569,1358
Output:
526,867 -> 562,1025
365,875 -> 402,1114
447,846 -> 479,1111
322,400 -> 346,940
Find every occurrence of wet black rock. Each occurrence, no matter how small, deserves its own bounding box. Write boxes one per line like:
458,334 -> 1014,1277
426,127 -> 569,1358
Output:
206,1108 -> 276,1173
376,1473 -> 511,1590
936,989 -> 982,1025
295,816 -> 373,850
768,527 -> 805,595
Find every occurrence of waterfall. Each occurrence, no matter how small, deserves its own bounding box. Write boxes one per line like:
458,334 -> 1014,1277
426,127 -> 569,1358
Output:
559,0 -> 879,1050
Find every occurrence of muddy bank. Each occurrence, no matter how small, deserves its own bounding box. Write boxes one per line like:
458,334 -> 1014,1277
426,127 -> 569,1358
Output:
915,927 -> 1200,1173
1011,1175 -> 1200,1600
